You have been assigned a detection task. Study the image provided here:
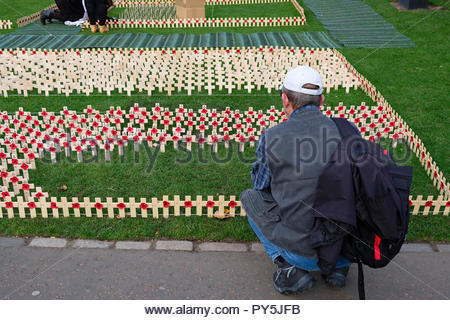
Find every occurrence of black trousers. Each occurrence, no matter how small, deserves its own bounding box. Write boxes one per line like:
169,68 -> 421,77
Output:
50,0 -> 84,22
85,0 -> 107,26
49,10 -> 65,22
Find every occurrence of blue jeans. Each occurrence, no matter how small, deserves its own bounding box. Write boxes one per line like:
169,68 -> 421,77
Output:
248,216 -> 352,272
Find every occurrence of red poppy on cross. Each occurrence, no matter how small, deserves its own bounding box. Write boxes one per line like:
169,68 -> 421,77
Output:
72,202 -> 80,209
184,201 -> 192,208
140,203 -> 148,210
94,203 -> 103,210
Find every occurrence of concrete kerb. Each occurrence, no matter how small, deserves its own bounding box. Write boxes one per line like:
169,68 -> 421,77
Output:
115,241 -> 153,250
197,242 -> 248,252
400,243 -> 435,253
250,242 -> 266,252
436,244 -> 450,252
29,237 -> 67,248
155,240 -> 193,251
71,239 -> 113,249
0,237 -> 25,247
0,237 -> 446,253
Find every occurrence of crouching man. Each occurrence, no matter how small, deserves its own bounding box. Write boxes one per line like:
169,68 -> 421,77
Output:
240,66 -> 351,294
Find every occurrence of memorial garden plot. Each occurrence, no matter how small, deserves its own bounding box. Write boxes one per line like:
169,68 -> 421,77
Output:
3,0 -> 306,30
0,0 -> 447,227
0,46 -> 448,219
0,47 -> 354,97
99,0 -> 306,30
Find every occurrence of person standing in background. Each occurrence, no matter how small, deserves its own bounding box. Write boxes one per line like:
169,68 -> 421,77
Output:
41,0 -> 87,26
85,0 -> 108,33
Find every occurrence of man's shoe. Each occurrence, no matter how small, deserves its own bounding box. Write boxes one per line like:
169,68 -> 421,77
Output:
273,257 -> 315,294
322,266 -> 349,288
40,11 -> 46,25
40,10 -> 52,25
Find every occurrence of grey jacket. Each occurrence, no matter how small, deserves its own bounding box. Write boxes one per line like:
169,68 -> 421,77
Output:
241,107 -> 341,258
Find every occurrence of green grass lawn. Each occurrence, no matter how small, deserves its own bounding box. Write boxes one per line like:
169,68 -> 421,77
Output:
0,87 -> 442,197
0,0 -> 324,35
28,143 -> 255,199
92,0 -> 325,34
208,2 -> 301,18
108,2 -> 302,19
341,0 -> 450,183
26,138 -> 438,200
0,0 -> 53,31
0,87 -> 369,112
0,0 -> 448,241
0,215 -> 447,242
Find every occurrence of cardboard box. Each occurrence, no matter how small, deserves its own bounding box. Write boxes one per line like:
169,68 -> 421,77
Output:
175,0 -> 205,8
176,6 -> 205,18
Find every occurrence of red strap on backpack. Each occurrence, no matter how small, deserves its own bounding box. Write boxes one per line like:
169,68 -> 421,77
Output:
374,235 -> 381,261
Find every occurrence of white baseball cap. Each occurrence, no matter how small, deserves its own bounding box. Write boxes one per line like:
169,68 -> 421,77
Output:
281,66 -> 323,95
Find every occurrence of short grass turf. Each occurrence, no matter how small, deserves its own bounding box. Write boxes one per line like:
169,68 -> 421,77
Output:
0,0 -> 448,241
107,2 -> 302,19
89,1 -> 326,35
0,87 -> 369,112
340,0 -> 450,184
0,0 -> 322,35
28,142 -> 256,200
1,87 -> 442,197
1,0 -> 447,180
0,0 -> 54,32
0,215 -> 447,242
26,139 -> 437,200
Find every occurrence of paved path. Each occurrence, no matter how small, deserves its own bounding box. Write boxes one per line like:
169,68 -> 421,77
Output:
0,237 -> 449,300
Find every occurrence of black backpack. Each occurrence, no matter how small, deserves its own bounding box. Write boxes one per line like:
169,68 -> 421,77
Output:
331,118 -> 413,299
